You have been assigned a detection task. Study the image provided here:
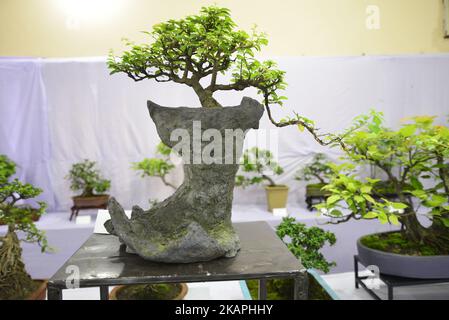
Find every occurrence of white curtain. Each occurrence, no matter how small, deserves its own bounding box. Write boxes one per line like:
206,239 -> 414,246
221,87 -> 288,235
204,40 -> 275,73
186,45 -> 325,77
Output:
1,54 -> 448,211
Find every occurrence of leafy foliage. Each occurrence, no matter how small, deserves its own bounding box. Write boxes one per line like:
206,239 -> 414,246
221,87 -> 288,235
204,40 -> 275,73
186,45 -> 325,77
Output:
276,217 -> 336,273
66,160 -> 111,197
0,155 -> 48,299
235,147 -> 283,187
132,142 -> 176,190
295,153 -> 333,184
108,6 -> 285,109
315,113 -> 449,252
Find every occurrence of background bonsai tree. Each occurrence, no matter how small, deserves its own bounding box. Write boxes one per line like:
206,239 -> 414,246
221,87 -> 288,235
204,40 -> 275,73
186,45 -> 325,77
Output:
235,147 -> 284,187
67,160 -> 111,197
0,155 -> 48,299
295,153 -> 332,185
316,112 -> 449,254
132,142 -> 176,190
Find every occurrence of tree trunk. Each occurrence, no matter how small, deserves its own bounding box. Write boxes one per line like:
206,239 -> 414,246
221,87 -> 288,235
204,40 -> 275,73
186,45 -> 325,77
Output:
0,226 -> 35,299
105,97 -> 264,263
192,85 -> 222,108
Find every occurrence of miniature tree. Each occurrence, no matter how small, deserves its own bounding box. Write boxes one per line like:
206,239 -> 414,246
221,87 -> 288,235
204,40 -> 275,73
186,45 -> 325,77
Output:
277,217 -> 336,273
235,147 -> 283,187
108,5 -> 352,148
67,160 -> 111,197
295,153 -> 332,184
0,155 -> 48,299
132,142 -> 176,190
105,5 -> 357,264
316,113 -> 449,253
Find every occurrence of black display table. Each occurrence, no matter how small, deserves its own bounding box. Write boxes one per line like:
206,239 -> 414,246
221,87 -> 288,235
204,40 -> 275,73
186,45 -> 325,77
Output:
354,255 -> 449,300
47,221 -> 307,300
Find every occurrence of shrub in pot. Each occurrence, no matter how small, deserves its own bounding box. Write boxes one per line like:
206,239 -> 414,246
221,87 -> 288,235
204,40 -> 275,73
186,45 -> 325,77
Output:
235,147 -> 287,212
132,142 -> 177,206
316,112 -> 449,278
295,153 -> 333,210
0,155 -> 49,300
66,160 -> 111,220
246,217 -> 337,299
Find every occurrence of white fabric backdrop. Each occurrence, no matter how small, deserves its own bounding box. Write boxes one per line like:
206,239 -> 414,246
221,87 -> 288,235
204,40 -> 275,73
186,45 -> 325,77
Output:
1,54 -> 449,211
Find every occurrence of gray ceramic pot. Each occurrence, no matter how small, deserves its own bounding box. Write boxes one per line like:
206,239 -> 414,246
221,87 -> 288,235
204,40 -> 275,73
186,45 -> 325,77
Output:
357,232 -> 449,279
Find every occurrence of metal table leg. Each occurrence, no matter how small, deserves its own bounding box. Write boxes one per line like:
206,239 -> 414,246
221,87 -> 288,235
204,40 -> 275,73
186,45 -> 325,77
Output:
354,255 -> 359,289
387,285 -> 394,300
258,279 -> 267,300
293,273 -> 308,300
100,285 -> 109,300
47,285 -> 62,300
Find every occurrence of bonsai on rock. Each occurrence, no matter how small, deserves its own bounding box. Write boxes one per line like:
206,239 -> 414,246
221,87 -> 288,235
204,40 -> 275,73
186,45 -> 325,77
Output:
66,160 -> 111,220
235,147 -> 288,212
0,155 -> 49,300
106,6 -> 343,263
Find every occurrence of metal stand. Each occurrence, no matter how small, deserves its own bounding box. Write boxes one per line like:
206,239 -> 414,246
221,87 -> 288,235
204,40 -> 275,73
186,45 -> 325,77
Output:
354,255 -> 449,300
47,222 -> 308,300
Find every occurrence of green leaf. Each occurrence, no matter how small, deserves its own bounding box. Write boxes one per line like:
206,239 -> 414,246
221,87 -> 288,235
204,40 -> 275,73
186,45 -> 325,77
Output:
388,214 -> 400,225
390,202 -> 408,210
364,211 -> 378,219
399,124 -> 416,137
326,195 -> 341,205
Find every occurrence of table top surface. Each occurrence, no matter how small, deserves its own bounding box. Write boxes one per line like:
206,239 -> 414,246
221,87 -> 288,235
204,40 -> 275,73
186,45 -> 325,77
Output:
49,221 -> 304,288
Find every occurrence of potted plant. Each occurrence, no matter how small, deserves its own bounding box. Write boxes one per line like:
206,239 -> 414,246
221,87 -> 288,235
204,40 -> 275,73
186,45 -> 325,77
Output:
246,217 -> 337,299
316,112 -> 449,278
105,5 -> 347,263
295,153 -> 333,210
0,155 -> 49,300
66,160 -> 111,220
235,147 -> 287,212
132,142 -> 177,205
109,283 -> 188,300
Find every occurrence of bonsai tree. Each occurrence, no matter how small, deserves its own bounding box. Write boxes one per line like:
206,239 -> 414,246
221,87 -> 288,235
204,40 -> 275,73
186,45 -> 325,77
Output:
295,153 -> 332,185
105,5 -> 355,264
0,155 -> 48,299
235,147 -> 284,187
316,113 -> 449,254
67,160 -> 111,197
246,217 -> 336,300
276,217 -> 336,273
108,5 -> 349,147
132,142 -> 176,190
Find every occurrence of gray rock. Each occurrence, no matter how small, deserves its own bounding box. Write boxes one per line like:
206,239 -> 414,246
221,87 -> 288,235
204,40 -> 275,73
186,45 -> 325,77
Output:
105,97 -> 264,263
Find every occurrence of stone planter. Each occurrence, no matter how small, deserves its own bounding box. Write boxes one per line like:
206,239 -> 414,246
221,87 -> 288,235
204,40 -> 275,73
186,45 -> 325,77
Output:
357,232 -> 449,279
105,97 -> 264,263
265,185 -> 289,212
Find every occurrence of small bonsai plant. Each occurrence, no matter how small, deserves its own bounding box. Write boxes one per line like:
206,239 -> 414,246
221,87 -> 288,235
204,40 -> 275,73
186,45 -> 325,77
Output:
67,160 -> 111,197
295,153 -> 332,185
0,155 -> 48,300
235,147 -> 284,187
316,112 -> 449,255
235,147 -> 287,211
246,217 -> 336,300
295,153 -> 333,210
66,160 -> 111,220
276,217 -> 336,273
132,142 -> 176,190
